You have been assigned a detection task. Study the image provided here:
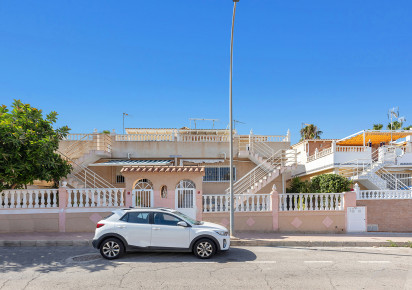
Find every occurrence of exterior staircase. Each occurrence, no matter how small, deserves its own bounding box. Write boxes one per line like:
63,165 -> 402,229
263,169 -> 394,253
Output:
339,148 -> 408,190
59,133 -> 115,189
226,141 -> 297,195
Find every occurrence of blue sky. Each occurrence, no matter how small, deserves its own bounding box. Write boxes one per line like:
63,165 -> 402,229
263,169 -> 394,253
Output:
1,0 -> 411,144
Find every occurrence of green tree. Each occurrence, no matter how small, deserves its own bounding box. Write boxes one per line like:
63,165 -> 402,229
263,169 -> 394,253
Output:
0,100 -> 72,190
311,174 -> 351,193
372,124 -> 383,130
387,121 -> 401,130
300,124 -> 323,141
403,125 -> 412,130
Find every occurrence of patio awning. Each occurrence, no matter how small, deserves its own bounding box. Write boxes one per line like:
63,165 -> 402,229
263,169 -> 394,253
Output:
337,130 -> 412,146
89,160 -> 173,167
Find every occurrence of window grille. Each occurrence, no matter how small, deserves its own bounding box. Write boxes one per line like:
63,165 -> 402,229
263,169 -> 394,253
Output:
116,175 -> 125,183
203,167 -> 236,182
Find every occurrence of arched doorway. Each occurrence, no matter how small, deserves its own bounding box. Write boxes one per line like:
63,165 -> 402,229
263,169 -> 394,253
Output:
175,180 -> 196,218
132,179 -> 153,207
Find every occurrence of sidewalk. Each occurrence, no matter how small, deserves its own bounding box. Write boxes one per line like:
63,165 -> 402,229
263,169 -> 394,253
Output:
0,232 -> 412,247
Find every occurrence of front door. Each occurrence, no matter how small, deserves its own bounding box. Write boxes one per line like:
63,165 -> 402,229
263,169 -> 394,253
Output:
150,212 -> 191,248
175,188 -> 196,219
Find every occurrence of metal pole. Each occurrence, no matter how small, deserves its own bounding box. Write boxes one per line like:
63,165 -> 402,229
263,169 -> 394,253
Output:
229,0 -> 238,236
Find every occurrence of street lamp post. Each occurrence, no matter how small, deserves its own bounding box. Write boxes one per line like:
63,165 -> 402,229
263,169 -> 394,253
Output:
229,0 -> 239,237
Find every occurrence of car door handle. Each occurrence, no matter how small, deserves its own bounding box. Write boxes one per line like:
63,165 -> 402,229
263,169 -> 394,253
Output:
117,226 -> 126,229
153,227 -> 160,230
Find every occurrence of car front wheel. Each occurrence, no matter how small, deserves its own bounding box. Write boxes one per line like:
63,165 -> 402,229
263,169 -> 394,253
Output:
193,238 -> 216,259
100,238 -> 125,260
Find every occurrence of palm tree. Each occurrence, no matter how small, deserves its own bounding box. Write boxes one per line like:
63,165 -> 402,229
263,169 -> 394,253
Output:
372,124 -> 383,130
387,121 -> 401,130
300,124 -> 323,141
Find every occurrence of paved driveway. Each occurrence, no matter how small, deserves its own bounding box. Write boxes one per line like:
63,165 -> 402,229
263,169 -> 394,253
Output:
0,246 -> 411,289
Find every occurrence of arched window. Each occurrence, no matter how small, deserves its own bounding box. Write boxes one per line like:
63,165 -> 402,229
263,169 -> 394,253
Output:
134,179 -> 153,190
176,179 -> 195,190
160,185 -> 168,198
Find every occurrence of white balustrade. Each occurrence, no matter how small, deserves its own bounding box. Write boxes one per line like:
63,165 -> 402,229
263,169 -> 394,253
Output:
336,146 -> 367,153
278,193 -> 345,211
179,135 -> 229,142
357,190 -> 412,200
307,147 -> 333,162
0,189 -> 59,209
252,135 -> 288,142
66,188 -> 125,208
116,134 -> 174,142
203,194 -> 272,213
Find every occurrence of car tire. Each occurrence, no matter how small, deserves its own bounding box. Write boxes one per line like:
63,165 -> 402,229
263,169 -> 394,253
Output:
100,238 -> 125,260
193,238 -> 216,259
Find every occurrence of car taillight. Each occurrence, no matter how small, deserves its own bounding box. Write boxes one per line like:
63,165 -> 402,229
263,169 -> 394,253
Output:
96,223 -> 105,228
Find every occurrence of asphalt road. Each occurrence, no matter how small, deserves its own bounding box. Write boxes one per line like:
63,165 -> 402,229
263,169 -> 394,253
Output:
0,246 -> 411,289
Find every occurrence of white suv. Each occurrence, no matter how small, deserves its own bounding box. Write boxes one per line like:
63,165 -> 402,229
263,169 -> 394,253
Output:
92,208 -> 230,259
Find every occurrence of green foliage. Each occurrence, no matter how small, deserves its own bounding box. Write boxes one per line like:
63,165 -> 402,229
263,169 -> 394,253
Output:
300,124 -> 323,141
0,100 -> 72,190
372,123 -> 383,130
102,130 -> 111,134
286,174 -> 351,193
403,125 -> 412,130
387,121 -> 402,130
310,174 -> 351,193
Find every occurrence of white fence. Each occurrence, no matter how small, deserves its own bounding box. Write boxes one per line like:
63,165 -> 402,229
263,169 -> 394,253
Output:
0,189 -> 59,209
67,188 -> 125,208
357,190 -> 412,200
116,134 -> 174,142
278,193 -> 345,211
336,146 -> 368,153
307,147 -> 333,162
203,194 -> 272,213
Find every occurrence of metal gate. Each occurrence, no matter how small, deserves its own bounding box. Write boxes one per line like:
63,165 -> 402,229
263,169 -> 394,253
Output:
132,179 -> 154,208
347,206 -> 367,232
175,180 -> 196,219
132,189 -> 153,208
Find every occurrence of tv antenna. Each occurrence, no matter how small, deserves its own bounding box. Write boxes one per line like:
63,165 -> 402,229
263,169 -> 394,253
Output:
189,118 -> 219,129
233,120 -> 246,130
122,113 -> 128,134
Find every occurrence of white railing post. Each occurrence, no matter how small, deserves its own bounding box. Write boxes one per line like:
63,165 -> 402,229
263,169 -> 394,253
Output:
354,183 -> 360,199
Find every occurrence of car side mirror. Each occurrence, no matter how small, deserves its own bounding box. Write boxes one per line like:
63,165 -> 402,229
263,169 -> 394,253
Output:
177,221 -> 188,227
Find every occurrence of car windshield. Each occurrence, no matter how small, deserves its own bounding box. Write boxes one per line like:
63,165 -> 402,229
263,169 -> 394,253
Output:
172,211 -> 203,225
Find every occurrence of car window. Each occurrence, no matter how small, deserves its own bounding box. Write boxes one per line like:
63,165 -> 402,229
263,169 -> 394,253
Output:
153,213 -> 182,226
120,212 -> 150,224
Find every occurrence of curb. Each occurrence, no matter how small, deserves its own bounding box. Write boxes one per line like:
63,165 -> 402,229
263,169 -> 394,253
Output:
0,240 -> 410,248
230,240 -> 412,247
0,240 -> 92,247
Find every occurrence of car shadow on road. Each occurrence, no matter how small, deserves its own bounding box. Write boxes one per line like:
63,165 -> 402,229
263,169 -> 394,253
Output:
117,247 -> 257,264
0,247 -> 257,274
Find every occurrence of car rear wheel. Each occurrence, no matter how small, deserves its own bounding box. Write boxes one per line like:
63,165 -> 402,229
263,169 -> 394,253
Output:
193,238 -> 216,259
100,238 -> 125,260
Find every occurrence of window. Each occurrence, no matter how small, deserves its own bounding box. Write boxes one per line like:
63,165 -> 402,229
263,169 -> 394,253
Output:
153,213 -> 181,226
116,175 -> 125,183
203,167 -> 236,182
121,212 -> 150,224
161,186 -> 168,198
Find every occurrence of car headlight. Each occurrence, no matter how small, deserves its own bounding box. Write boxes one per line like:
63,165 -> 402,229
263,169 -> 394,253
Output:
215,230 -> 229,236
